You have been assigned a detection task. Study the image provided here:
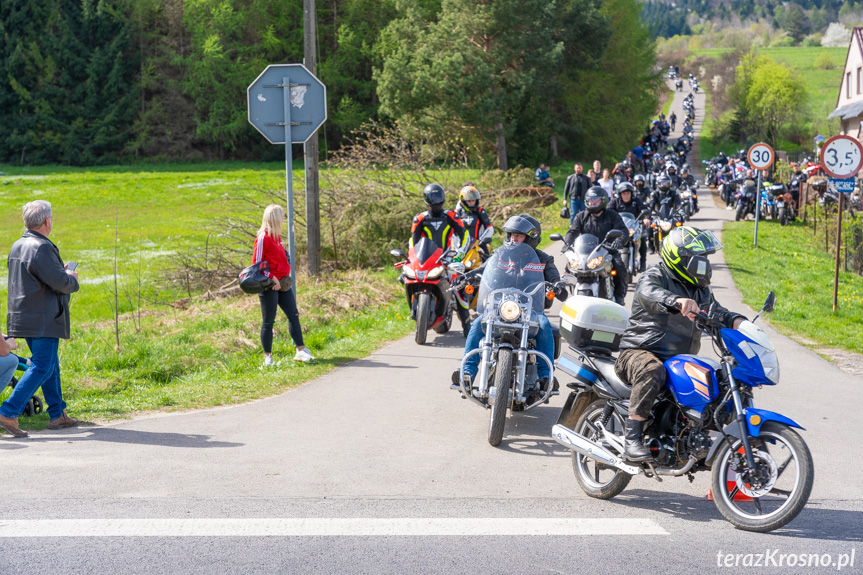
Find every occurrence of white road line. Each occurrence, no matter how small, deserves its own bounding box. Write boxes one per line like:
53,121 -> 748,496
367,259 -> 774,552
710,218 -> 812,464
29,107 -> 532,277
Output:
0,518 -> 668,537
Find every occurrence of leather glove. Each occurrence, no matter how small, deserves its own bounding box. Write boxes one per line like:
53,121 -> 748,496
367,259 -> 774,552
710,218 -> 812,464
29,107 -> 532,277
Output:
611,238 -> 626,250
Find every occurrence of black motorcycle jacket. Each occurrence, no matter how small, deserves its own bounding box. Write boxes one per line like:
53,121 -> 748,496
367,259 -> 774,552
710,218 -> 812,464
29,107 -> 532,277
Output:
649,189 -> 680,216
411,209 -> 467,251
454,202 -> 493,241
609,196 -> 647,219
619,264 -> 746,362
564,209 -> 629,248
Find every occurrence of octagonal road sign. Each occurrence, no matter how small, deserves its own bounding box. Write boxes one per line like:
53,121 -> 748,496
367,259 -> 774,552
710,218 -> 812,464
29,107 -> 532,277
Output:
247,63 -> 327,144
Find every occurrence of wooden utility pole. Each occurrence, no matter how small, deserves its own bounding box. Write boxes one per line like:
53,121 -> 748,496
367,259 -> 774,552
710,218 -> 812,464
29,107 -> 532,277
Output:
304,0 -> 321,275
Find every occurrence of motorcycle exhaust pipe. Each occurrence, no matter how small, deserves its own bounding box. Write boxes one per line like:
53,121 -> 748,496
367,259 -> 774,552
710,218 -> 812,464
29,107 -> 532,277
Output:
551,424 -> 640,475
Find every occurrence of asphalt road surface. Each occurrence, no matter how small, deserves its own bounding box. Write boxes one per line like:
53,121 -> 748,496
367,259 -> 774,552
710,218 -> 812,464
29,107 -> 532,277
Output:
1,83 -> 861,575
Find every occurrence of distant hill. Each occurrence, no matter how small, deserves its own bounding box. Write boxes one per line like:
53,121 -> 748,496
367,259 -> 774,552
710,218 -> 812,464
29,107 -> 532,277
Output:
642,0 -> 849,38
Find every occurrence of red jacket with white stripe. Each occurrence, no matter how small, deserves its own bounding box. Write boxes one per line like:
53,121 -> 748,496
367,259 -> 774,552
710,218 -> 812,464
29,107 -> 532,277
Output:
253,232 -> 291,281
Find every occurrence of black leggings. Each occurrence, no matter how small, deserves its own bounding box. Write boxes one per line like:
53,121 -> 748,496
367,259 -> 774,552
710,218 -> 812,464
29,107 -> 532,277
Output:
259,288 -> 304,354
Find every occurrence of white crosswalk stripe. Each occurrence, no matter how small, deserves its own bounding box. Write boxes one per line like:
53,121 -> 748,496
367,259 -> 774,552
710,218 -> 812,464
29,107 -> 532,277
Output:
0,517 -> 668,537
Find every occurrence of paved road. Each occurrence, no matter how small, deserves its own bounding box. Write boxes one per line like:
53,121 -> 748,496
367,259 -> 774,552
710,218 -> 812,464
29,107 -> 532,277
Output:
2,83 -> 862,575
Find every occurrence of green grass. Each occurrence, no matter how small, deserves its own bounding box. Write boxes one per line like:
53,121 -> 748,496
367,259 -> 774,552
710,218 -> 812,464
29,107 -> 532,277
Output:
662,89 -> 675,117
9,267 -> 414,430
722,219 -> 863,354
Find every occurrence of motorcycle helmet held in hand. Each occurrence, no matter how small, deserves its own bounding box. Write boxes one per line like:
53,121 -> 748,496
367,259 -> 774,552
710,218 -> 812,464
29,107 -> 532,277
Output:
423,183 -> 446,213
657,175 -> 672,192
660,226 -> 723,288
459,185 -> 481,212
584,186 -> 609,214
503,215 -> 540,246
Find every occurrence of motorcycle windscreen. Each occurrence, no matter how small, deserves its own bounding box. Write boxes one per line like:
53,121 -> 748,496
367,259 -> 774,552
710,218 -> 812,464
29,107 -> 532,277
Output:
619,212 -> 637,232
412,237 -> 443,268
572,233 -> 600,260
476,242 -> 545,316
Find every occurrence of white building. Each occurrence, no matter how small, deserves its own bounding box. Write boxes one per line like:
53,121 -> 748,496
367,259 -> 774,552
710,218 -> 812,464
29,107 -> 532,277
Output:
828,27 -> 863,137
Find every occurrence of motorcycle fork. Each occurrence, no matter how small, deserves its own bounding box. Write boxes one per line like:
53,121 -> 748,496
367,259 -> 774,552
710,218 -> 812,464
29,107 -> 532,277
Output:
723,360 -> 759,472
515,324 -> 531,402
476,324 -> 495,398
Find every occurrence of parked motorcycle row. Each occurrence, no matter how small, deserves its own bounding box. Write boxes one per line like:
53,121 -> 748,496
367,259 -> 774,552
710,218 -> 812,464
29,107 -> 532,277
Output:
387,81 -> 813,533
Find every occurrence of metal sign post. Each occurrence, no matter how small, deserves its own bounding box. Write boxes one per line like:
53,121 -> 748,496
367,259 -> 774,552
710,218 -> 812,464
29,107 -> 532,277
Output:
820,135 -> 863,311
248,64 -> 327,290
747,143 -> 774,247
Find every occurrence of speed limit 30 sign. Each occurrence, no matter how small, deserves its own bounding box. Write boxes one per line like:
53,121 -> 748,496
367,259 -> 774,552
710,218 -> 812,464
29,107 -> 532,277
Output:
748,143 -> 774,170
820,135 -> 863,179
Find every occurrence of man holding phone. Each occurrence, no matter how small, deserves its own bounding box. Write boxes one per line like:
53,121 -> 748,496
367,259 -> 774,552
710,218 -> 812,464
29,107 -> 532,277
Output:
0,200 -> 80,438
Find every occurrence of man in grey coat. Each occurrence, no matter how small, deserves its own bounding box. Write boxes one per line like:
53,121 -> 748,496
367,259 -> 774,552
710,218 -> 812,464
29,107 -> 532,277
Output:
0,200 -> 80,438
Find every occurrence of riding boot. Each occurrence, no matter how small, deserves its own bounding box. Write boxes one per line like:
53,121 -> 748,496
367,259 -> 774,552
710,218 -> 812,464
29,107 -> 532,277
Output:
624,418 -> 651,462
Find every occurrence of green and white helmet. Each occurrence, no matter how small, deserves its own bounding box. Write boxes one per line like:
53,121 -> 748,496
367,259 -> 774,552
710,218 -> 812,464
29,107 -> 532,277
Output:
660,226 -> 723,288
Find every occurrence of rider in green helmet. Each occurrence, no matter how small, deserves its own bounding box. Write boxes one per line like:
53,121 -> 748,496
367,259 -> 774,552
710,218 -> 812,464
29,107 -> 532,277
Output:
614,226 -> 747,462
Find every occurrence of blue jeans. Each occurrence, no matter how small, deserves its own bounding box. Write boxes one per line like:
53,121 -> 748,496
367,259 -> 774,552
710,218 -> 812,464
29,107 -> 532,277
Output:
0,353 -> 19,391
570,197 -> 585,225
463,314 -> 555,380
0,338 -> 66,420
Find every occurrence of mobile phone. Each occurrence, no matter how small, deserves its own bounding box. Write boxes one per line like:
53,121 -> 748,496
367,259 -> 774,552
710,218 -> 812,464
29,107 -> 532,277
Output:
66,262 -> 78,271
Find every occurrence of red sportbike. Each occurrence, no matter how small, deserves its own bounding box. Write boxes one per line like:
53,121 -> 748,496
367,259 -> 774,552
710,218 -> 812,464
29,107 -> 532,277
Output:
391,237 -> 457,345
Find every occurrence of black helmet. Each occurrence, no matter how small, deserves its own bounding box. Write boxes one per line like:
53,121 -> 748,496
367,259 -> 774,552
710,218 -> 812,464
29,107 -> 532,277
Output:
584,186 -> 609,214
616,181 -> 635,199
660,226 -> 723,288
657,175 -> 671,192
520,214 -> 542,249
502,215 -> 540,246
633,174 -> 646,186
423,183 -> 445,214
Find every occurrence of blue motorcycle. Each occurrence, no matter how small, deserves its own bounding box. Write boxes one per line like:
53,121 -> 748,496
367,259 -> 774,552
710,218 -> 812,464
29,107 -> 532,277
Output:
552,292 -> 814,532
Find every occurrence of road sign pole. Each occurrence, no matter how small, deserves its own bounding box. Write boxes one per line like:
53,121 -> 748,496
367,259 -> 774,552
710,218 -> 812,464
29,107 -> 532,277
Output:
754,171 -> 762,247
833,192 -> 843,311
283,76 -> 296,291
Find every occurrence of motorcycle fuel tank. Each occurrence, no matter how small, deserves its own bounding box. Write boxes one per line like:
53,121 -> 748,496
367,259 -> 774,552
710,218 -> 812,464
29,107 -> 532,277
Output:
664,355 -> 721,415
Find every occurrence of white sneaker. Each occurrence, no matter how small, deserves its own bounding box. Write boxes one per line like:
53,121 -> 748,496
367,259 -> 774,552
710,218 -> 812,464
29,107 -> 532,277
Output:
294,348 -> 315,362
726,206 -> 733,210
261,355 -> 275,368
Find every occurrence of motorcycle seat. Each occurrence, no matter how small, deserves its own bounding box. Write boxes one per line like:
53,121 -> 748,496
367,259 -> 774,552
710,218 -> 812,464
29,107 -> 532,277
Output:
591,356 -> 632,398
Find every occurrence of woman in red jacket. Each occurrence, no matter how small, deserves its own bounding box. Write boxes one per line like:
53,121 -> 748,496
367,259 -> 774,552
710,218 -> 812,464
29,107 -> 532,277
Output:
254,204 -> 313,366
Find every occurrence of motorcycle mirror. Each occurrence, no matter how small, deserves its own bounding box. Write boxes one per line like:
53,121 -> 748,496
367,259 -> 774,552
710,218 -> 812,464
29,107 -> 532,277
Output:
763,291 -> 776,314
479,228 -> 494,242
561,273 -> 577,284
390,249 -> 406,259
449,262 -> 466,274
604,230 -> 624,242
549,233 -> 564,241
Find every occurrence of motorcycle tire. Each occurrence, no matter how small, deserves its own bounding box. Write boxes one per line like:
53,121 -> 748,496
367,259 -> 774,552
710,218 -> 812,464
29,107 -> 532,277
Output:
710,423 -> 814,533
778,208 -> 787,227
571,400 -> 633,499
433,303 -> 452,334
414,292 -> 431,345
488,348 -> 513,447
735,205 -> 744,222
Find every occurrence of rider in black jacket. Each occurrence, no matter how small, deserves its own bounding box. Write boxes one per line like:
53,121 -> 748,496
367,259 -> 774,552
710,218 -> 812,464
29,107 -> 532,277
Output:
615,226 -> 746,461
609,182 -> 649,272
564,186 -> 629,305
411,184 -> 467,252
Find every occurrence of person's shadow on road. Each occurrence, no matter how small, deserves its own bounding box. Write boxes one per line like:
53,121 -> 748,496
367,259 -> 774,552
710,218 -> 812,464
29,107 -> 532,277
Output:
13,427 -> 244,449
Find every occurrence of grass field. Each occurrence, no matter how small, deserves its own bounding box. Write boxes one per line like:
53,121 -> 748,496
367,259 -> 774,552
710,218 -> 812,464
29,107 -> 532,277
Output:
692,46 -> 846,157
723,218 -> 863,354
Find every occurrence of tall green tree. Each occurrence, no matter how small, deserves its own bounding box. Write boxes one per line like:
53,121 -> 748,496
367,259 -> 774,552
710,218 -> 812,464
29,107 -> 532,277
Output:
0,0 -> 139,164
376,0 -> 564,170
563,0 -> 662,162
729,53 -> 806,151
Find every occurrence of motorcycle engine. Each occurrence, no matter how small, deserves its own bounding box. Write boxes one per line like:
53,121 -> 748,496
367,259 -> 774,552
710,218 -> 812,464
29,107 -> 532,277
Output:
646,402 -> 713,466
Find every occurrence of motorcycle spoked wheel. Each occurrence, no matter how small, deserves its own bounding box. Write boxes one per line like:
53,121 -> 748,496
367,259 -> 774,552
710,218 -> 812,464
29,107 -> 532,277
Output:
571,400 -> 632,499
414,292 -> 431,345
710,423 -> 814,532
488,348 -> 513,447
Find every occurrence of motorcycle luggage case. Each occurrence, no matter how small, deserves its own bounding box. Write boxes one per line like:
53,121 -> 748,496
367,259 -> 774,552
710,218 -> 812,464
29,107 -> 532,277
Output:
556,351 -> 601,387
558,295 -> 631,352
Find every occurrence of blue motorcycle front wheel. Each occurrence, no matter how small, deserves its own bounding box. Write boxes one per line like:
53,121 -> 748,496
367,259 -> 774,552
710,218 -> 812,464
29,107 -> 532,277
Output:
711,423 -> 814,532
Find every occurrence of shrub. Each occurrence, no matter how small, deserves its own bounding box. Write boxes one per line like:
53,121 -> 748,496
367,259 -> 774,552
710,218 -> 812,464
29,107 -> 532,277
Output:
814,51 -> 836,69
